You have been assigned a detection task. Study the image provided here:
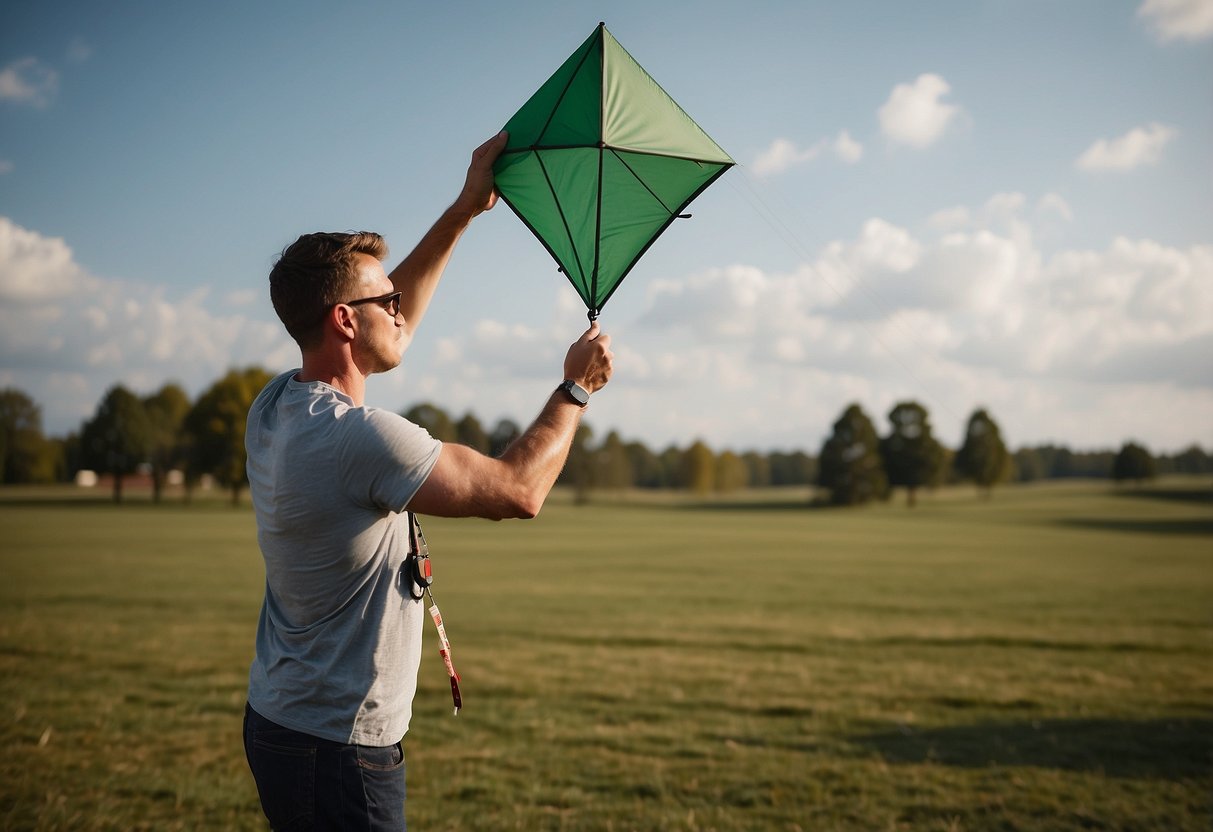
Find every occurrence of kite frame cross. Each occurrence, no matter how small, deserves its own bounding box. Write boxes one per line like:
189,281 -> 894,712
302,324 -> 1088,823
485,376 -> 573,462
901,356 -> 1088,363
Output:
494,22 -> 735,320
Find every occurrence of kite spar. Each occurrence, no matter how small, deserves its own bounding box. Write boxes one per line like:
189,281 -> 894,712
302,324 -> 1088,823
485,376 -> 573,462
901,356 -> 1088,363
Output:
493,22 -> 735,320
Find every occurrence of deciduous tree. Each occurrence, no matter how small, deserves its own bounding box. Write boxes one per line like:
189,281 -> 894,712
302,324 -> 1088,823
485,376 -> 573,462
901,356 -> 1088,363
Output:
402,403 -> 457,443
186,367 -> 272,505
955,408 -> 1011,498
1112,441 -> 1155,484
81,385 -> 154,502
681,440 -> 716,495
455,412 -> 490,454
880,401 -> 946,508
489,418 -> 522,457
144,383 -> 190,503
818,404 -> 887,506
0,388 -> 60,484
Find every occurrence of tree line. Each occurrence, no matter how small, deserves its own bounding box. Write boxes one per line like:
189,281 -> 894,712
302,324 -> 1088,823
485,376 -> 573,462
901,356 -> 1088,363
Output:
1,372 -> 1209,506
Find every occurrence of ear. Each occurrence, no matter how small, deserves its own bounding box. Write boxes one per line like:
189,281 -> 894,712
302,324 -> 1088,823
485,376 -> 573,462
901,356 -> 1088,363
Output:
329,303 -> 358,342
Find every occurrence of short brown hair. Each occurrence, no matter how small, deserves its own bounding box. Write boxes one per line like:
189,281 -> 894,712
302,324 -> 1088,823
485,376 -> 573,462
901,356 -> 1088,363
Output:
269,231 -> 389,349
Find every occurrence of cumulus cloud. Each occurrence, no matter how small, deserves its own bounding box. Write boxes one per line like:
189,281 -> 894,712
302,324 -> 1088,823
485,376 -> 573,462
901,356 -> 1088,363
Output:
832,130 -> 864,164
0,217 -> 94,302
877,73 -> 959,148
752,130 -> 864,175
1137,0 -> 1213,42
0,58 -> 59,108
0,217 -> 295,432
1076,123 -> 1177,171
622,197 -> 1211,449
1036,193 -> 1074,223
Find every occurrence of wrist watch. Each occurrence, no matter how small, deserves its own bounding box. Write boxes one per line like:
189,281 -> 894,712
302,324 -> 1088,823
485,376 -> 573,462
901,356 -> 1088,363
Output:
558,379 -> 590,407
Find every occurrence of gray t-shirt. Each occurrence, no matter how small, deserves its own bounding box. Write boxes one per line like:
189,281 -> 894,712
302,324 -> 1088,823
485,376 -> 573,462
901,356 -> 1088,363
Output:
245,370 -> 442,745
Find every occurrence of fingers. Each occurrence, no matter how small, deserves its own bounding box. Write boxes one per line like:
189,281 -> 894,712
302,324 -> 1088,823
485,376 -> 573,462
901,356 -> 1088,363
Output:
457,132 -> 509,217
473,130 -> 509,163
564,320 -> 614,393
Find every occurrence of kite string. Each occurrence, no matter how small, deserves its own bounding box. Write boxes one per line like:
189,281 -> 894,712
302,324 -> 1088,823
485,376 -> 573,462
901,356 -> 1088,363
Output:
725,166 -> 967,431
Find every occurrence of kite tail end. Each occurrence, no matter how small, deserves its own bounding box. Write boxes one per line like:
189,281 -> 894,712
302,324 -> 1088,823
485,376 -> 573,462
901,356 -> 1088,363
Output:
587,308 -> 599,323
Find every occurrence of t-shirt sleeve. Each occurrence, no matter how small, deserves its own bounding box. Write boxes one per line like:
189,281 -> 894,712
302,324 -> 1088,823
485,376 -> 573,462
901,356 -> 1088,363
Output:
339,407 -> 442,512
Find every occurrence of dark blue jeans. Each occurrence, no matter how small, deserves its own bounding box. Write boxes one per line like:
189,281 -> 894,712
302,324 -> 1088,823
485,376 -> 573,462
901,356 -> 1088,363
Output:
243,704 -> 406,831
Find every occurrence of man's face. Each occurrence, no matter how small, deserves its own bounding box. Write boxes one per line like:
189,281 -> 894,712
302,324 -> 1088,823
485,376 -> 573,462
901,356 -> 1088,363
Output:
349,253 -> 407,374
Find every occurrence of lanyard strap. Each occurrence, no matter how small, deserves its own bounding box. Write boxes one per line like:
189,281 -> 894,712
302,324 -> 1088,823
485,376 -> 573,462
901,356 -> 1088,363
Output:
426,587 -> 462,715
408,512 -> 462,715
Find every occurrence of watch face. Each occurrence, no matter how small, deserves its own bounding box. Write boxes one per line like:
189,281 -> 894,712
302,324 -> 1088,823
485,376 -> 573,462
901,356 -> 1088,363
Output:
562,380 -> 589,405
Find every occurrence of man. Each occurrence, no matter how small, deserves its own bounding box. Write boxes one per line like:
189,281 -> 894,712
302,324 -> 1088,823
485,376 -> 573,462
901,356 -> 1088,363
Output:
242,131 -> 613,830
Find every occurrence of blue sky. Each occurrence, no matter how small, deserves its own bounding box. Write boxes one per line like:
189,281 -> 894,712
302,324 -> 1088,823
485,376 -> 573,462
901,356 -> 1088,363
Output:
2,0 -> 1211,453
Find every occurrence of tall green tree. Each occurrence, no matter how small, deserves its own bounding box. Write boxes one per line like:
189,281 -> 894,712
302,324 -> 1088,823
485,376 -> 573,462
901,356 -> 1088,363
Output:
681,440 -> 716,495
880,401 -> 946,508
556,422 -> 595,504
770,450 -> 816,486
954,408 -> 1011,498
1167,445 -> 1211,475
596,430 -> 633,491
1013,447 -> 1045,482
455,412 -> 490,454
817,404 -> 887,506
714,450 -> 748,493
489,418 -> 522,457
742,451 -> 772,489
403,403 -> 457,443
626,440 -> 666,488
186,367 -> 273,505
81,385 -> 154,502
144,383 -> 191,503
1112,441 -> 1155,484
0,388 -> 60,484
659,445 -> 685,489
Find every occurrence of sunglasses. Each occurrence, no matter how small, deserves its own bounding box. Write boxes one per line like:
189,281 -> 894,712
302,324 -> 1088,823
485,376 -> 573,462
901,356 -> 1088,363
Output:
344,291 -> 402,318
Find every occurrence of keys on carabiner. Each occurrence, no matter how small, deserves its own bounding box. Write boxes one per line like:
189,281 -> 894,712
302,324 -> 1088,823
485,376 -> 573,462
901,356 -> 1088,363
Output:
407,513 -> 433,599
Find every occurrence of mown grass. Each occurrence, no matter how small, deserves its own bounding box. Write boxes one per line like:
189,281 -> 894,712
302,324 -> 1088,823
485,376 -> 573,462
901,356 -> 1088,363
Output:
1,479 -> 1210,831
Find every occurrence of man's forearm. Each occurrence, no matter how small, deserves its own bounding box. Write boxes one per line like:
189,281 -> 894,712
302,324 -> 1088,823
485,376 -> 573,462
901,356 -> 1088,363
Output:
390,132 -> 508,334
388,203 -> 477,334
498,391 -> 586,514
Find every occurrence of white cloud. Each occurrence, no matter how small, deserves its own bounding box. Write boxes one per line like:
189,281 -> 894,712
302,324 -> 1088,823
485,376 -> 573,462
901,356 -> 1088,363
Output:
0,159 -> 12,175
1076,123 -> 1177,171
0,58 -> 59,108
1138,0 -> 1213,42
877,73 -> 959,148
0,218 -> 296,433
1036,193 -> 1074,223
225,288 -> 259,307
751,130 -> 863,175
0,217 -> 94,302
832,130 -> 864,164
616,197 -> 1212,449
752,138 -> 820,175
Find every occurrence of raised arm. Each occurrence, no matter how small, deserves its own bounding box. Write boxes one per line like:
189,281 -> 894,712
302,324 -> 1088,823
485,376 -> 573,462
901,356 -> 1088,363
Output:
407,322 -> 614,520
389,131 -> 509,336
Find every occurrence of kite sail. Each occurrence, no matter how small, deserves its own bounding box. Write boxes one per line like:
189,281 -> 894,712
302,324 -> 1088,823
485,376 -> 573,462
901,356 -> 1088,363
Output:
493,22 -> 734,319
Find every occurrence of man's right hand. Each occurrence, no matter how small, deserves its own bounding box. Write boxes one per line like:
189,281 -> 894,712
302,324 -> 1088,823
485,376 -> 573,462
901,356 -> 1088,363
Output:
452,131 -> 509,219
564,321 -> 613,394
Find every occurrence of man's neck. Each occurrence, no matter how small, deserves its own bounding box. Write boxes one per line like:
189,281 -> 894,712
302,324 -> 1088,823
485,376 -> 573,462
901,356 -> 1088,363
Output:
297,353 -> 366,406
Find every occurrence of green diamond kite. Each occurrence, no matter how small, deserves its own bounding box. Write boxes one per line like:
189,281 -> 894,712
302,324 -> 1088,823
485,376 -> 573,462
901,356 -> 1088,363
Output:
493,22 -> 735,320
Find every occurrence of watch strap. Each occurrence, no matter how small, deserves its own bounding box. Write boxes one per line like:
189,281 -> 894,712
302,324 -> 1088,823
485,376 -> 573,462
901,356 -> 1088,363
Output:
558,379 -> 590,406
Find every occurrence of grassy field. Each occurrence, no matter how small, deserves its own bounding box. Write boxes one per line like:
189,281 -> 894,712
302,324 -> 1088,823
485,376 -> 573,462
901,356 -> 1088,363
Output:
1,479 -> 1210,831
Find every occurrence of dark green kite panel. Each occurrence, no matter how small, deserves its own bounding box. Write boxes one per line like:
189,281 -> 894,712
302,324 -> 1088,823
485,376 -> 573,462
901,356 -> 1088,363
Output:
494,23 -> 734,318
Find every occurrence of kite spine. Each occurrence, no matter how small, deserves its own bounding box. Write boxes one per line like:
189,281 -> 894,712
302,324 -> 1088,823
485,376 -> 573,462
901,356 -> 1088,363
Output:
589,22 -> 606,321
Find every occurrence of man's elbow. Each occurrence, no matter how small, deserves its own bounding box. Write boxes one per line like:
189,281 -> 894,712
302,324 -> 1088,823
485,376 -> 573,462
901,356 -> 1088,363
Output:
504,490 -> 544,520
